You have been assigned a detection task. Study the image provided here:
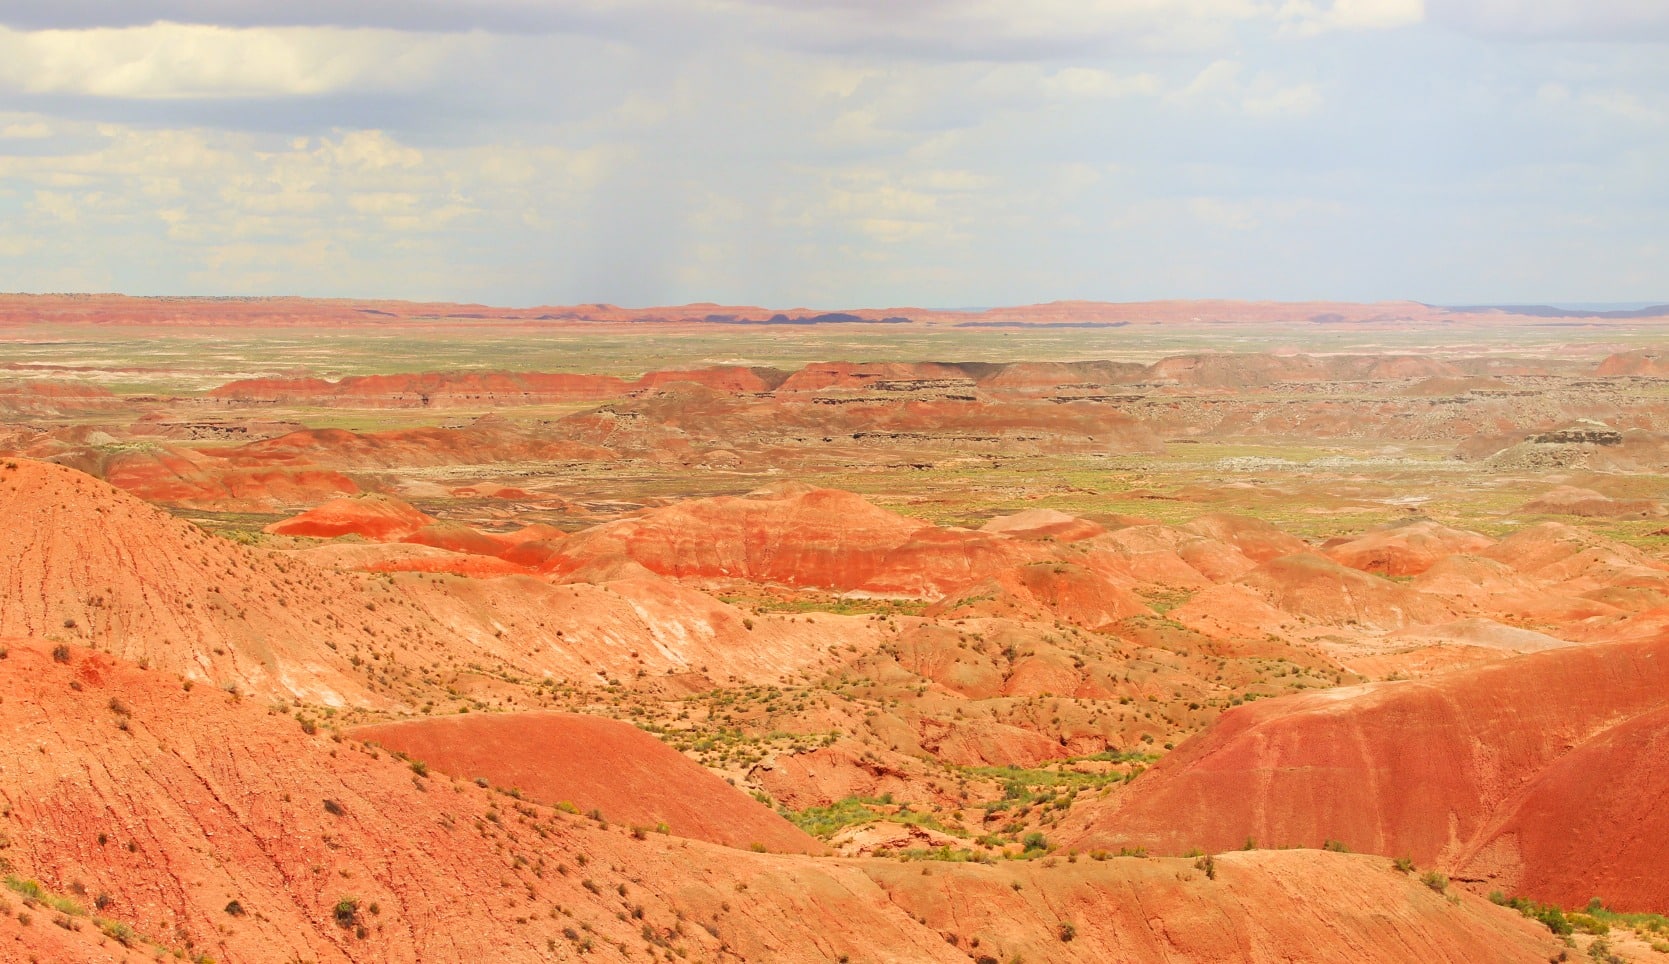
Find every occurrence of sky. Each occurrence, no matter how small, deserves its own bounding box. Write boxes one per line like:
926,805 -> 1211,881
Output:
0,1 -> 1664,307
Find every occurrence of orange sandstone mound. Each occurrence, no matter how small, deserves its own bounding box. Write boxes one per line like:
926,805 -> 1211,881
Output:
547,482 -> 1037,597
350,712 -> 820,853
1236,552 -> 1455,629
264,493 -> 437,540
1065,633 -> 1669,913
1322,520 -> 1496,577
1521,485 -> 1667,519
1596,348 -> 1669,376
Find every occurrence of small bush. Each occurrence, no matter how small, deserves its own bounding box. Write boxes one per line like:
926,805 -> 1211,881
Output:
1392,856 -> 1415,874
1058,921 -> 1076,942
333,897 -> 359,929
1194,854 -> 1217,880
1492,894 -> 1573,936
224,900 -> 246,917
99,919 -> 137,946
51,645 -> 71,664
1420,871 -> 1448,893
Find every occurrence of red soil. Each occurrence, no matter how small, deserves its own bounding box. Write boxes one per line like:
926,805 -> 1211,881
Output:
1322,520 -> 1496,576
546,483 -> 1038,597
0,459 -> 395,704
1065,633 -> 1669,914
0,639 -> 1560,962
1596,348 -> 1669,376
232,423 -> 612,469
1457,705 -> 1669,912
264,494 -> 436,540
208,367 -> 782,407
350,713 -> 819,853
1237,552 -> 1455,629
1521,485 -> 1667,519
1180,513 -> 1311,563
928,562 -> 1153,631
979,508 -> 1106,542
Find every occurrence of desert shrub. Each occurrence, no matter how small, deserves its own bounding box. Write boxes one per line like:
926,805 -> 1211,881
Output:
1420,871 -> 1448,893
1058,922 -> 1076,942
51,645 -> 70,663
1490,893 -> 1572,936
99,919 -> 137,946
1392,856 -> 1415,874
333,897 -> 359,929
1194,854 -> 1217,880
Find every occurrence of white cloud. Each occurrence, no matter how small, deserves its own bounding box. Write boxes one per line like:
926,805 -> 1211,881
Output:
1168,60 -> 1323,117
0,121 -> 615,295
1243,81 -> 1324,116
1280,0 -> 1425,35
0,22 -> 476,98
0,118 -> 50,138
1041,67 -> 1162,99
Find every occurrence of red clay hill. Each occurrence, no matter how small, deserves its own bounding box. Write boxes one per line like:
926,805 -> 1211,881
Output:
1065,632 -> 1669,912
351,712 -> 820,853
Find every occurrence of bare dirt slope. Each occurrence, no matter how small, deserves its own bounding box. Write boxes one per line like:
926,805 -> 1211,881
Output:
1064,633 -> 1669,911
0,641 -> 1561,963
350,712 -> 821,853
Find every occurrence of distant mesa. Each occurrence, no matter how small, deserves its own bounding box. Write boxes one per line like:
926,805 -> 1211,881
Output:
6,291 -> 1669,330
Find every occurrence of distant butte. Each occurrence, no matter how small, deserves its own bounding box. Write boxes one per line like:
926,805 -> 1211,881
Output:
3,292 -> 1668,328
